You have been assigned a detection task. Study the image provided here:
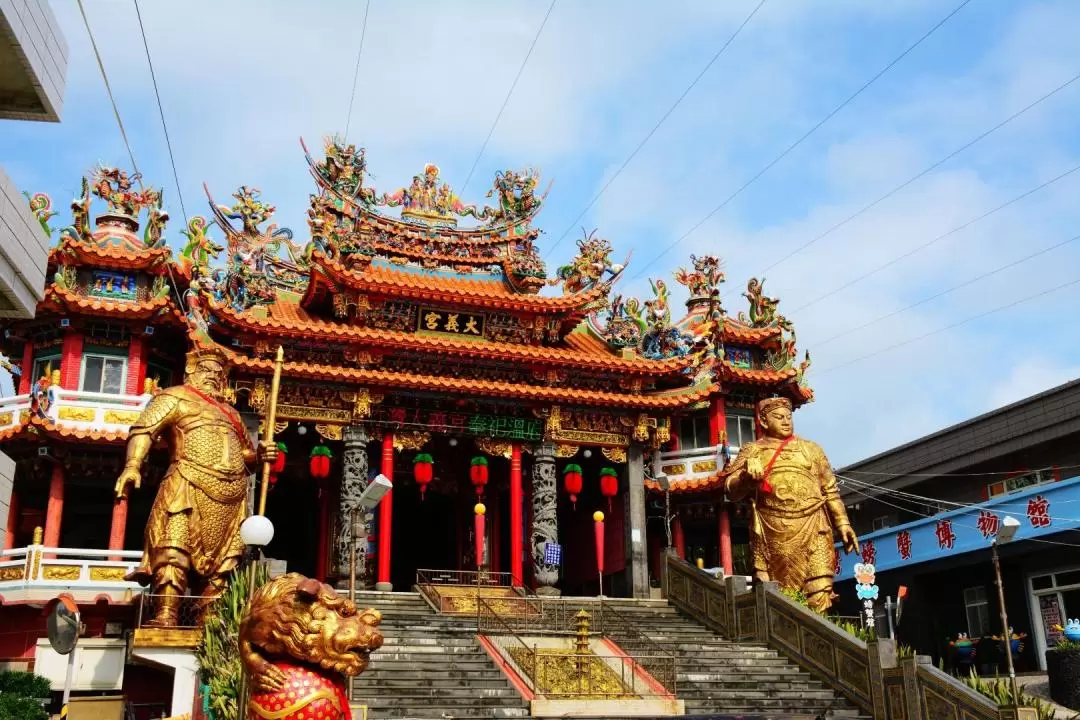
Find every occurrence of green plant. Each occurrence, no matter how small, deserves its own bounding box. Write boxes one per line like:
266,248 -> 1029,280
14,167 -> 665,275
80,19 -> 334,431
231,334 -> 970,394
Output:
780,587 -> 808,606
0,671 -> 51,720
897,643 -> 916,659
1053,637 -> 1080,651
196,562 -> 268,720
830,617 -> 877,643
960,668 -> 1058,720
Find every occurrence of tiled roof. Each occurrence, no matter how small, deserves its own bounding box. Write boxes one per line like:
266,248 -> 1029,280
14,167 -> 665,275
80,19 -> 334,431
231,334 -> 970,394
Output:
220,345 -> 718,410
0,417 -> 128,445
208,299 -> 693,375
309,253 -> 607,313
51,237 -> 176,272
41,285 -> 184,322
644,473 -> 723,493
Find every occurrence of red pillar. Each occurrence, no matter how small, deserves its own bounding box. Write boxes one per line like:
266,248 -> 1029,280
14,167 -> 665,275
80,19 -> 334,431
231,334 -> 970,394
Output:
60,333 -> 83,390
673,516 -> 686,560
377,432 -> 394,588
315,478 -> 330,582
669,417 -> 681,450
107,496 -> 128,561
44,464 -> 64,548
3,488 -> 18,549
710,396 -> 733,576
510,442 -> 523,587
126,336 -> 148,395
18,342 -> 33,395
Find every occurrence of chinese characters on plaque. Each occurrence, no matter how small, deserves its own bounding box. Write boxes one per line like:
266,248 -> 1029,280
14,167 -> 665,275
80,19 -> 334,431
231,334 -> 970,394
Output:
376,406 -> 544,441
416,307 -> 485,337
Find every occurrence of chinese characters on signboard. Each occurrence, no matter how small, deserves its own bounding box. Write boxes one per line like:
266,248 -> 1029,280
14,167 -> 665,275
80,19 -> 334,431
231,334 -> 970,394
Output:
377,406 -> 543,441
416,307 -> 485,337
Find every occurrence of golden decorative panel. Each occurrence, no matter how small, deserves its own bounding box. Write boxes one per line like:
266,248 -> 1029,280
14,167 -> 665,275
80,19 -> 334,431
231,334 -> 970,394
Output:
0,566 -> 25,581
393,431 -> 430,452
89,567 -> 129,582
0,412 -> 12,425
276,403 -> 351,424
133,628 -> 201,649
554,444 -> 579,458
601,447 -> 626,464
691,459 -> 718,473
103,410 -> 141,424
58,406 -> 96,422
475,437 -> 512,458
43,565 -> 81,580
661,464 -> 687,475
315,424 -> 343,441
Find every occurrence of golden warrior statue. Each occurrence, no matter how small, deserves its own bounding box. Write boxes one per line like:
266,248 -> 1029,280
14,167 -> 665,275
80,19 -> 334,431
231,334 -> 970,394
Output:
724,397 -> 859,613
116,346 -> 277,626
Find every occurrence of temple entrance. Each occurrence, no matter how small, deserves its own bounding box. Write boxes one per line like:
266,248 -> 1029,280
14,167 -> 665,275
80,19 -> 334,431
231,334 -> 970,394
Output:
262,426 -> 323,578
390,479 -> 458,591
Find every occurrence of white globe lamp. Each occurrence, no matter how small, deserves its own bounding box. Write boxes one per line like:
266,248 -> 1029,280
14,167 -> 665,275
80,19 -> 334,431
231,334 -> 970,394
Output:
240,514 -> 275,547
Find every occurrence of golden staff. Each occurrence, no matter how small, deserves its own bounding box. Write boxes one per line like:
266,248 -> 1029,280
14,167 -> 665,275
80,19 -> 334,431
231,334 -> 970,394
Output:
257,346 -> 285,516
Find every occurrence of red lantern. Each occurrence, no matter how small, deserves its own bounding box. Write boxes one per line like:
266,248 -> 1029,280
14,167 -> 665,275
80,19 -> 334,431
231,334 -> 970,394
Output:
470,456 -> 489,497
563,464 -> 583,508
269,441 -> 287,488
309,445 -> 332,479
599,467 -> 618,511
414,453 -> 434,499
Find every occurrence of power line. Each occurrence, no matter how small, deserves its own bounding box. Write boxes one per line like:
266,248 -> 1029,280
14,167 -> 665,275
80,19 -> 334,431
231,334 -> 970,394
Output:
344,0 -> 373,142
815,229 -> 1080,348
790,162 -> 1080,315
629,0 -> 973,282
459,0 -> 558,197
810,274 -> 1080,377
132,0 -> 189,227
840,463 -> 1080,479
76,0 -> 141,182
839,480 -> 1080,549
544,0 -> 768,260
760,71 -> 1080,291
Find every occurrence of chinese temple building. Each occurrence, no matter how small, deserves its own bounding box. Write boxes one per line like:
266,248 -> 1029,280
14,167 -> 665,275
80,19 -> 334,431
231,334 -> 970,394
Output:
0,139 -> 813,671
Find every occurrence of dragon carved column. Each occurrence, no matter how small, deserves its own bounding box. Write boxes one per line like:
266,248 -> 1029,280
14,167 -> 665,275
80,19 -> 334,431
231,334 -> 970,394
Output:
531,441 -> 560,595
336,425 -> 369,585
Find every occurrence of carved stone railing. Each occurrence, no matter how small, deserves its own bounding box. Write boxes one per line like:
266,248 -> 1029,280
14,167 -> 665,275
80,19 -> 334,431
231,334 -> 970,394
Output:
0,389 -> 150,434
652,445 -> 724,487
0,545 -> 143,603
663,554 -> 1037,720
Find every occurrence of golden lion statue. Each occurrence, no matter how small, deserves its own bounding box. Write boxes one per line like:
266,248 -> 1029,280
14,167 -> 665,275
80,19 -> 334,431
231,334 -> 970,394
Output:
239,573 -> 383,720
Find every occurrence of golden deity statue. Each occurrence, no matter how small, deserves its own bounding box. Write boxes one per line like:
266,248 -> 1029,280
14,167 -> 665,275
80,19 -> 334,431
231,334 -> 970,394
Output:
724,397 -> 859,612
116,346 -> 277,625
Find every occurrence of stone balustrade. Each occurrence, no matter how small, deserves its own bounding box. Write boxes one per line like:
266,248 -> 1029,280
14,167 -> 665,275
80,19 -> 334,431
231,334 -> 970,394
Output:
0,544 -> 143,604
663,553 -> 1037,720
0,389 -> 150,434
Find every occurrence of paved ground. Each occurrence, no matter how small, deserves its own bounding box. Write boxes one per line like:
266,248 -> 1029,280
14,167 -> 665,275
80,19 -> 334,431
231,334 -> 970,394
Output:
1018,674 -> 1077,718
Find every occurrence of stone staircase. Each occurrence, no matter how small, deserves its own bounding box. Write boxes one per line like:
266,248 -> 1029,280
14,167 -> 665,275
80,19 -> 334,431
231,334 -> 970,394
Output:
349,591 -> 867,719
349,591 -> 529,719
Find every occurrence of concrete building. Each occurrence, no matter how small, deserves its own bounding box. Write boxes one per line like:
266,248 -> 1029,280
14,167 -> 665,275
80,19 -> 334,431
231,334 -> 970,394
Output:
0,0 -> 67,579
834,377 -> 1080,673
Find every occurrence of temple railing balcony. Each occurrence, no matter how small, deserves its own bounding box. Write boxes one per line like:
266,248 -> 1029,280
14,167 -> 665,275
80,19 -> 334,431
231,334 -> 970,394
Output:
653,444 -> 728,488
0,389 -> 151,434
0,544 -> 143,604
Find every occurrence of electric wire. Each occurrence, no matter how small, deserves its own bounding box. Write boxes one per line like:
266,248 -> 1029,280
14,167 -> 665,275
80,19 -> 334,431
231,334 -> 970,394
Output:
544,0 -> 768,260
839,480 -> 1080,549
132,0 -> 189,227
839,463 -> 1080,479
755,70 -> 1080,286
809,274 -> 1080,378
628,0 -> 973,282
459,0 -> 557,197
344,0 -> 373,142
815,229 -> 1080,348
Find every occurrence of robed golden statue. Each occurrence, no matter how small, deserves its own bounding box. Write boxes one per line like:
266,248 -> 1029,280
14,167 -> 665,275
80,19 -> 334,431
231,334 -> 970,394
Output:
116,347 -> 277,626
724,397 -> 859,612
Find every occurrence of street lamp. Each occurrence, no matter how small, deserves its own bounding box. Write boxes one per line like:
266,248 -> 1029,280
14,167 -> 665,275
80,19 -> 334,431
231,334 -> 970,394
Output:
349,474 -> 393,602
655,472 -> 674,550
992,515 -> 1021,705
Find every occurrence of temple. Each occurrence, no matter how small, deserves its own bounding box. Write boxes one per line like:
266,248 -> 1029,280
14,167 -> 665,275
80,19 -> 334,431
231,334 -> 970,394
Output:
0,139 -> 813,660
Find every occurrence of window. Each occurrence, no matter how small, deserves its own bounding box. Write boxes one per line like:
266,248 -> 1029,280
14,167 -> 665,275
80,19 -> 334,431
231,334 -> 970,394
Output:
871,516 -> 892,531
145,361 -> 173,391
31,354 -> 61,383
986,469 -> 1056,499
678,414 -> 711,450
726,414 -> 756,450
964,586 -> 991,637
81,354 -> 127,394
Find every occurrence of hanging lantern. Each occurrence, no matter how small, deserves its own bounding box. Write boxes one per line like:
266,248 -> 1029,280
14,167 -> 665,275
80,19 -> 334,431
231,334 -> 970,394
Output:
269,441 -> 287,488
414,453 -> 434,499
563,464 -> 583,508
599,467 -> 618,511
309,445 -> 332,479
470,456 -> 489,497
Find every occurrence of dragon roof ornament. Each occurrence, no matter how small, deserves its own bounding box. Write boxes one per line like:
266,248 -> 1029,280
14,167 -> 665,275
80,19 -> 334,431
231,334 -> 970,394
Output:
551,229 -> 629,295
45,166 -> 171,251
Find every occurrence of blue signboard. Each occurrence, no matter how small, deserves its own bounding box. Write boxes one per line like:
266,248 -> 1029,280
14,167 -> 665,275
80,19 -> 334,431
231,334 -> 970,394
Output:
834,477 -> 1080,582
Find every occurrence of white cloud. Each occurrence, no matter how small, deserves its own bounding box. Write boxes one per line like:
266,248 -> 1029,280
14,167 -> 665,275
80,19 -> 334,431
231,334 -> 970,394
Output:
988,358 -> 1080,411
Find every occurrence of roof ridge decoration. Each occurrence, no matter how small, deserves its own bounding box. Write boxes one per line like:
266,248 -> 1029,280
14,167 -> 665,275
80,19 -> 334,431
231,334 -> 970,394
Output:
734,276 -> 810,384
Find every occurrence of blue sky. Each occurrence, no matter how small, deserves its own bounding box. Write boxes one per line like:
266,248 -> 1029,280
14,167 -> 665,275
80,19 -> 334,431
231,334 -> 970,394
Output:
4,0 -> 1080,465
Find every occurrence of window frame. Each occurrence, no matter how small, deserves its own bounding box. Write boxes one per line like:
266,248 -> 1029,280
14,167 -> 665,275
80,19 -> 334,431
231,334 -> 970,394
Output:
30,353 -> 62,384
80,353 -> 129,395
726,413 -> 756,452
963,585 -> 991,637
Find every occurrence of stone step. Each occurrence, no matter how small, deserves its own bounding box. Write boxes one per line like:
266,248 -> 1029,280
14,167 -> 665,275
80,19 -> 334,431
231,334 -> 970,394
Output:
356,678 -> 514,690
364,696 -> 528,709
360,669 -> 511,681
358,687 -> 522,699
360,709 -> 529,720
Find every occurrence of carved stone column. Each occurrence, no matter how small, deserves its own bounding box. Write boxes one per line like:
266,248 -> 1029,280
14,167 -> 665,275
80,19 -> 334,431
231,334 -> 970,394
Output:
626,445 -> 649,598
531,442 -> 560,595
336,425 -> 369,582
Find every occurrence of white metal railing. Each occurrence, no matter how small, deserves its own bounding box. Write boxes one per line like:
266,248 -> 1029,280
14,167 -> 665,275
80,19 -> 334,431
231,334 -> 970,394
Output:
0,389 -> 150,434
653,444 -> 726,487
0,545 -> 143,590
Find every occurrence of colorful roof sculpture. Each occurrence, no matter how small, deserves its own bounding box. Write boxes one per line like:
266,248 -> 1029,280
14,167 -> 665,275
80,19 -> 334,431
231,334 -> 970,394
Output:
3,139 -> 815,482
